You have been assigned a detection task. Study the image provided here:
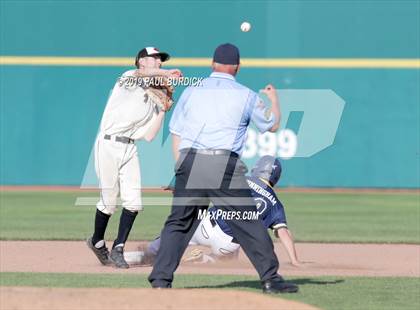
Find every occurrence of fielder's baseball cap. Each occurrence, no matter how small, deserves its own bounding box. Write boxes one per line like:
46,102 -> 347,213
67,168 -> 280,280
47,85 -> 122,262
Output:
213,43 -> 240,65
135,47 -> 170,67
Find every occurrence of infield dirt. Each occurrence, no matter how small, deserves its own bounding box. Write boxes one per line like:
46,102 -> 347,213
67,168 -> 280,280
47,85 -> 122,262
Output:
1,241 -> 418,277
1,241 -> 419,310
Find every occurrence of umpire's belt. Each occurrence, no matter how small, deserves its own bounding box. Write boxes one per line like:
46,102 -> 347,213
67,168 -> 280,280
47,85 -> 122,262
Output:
181,148 -> 238,157
104,134 -> 134,144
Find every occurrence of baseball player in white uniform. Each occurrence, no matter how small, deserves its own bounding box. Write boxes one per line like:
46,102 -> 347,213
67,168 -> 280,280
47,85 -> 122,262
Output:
87,46 -> 182,268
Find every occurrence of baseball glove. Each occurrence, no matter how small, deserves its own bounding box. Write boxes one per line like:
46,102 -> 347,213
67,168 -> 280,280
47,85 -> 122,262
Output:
182,249 -> 204,263
134,69 -> 178,112
181,249 -> 216,264
146,78 -> 174,112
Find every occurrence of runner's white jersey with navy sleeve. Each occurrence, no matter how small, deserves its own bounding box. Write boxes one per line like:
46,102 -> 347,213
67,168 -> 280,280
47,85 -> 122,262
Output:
212,175 -> 287,237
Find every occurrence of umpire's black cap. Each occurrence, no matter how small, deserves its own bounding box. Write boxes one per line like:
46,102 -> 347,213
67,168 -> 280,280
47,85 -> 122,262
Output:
213,43 -> 240,65
135,47 -> 170,67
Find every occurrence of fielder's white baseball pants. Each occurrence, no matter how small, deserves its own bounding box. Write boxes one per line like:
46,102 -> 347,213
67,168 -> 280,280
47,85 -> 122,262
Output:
94,135 -> 142,215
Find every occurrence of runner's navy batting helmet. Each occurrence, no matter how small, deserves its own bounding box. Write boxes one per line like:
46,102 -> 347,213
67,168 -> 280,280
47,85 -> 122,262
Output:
251,155 -> 282,186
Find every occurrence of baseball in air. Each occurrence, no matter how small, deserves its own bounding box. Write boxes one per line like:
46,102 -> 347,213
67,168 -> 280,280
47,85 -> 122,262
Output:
240,22 -> 251,32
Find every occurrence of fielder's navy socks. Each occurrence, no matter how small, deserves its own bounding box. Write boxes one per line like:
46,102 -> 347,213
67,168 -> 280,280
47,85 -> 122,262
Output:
92,209 -> 111,246
113,208 -> 138,248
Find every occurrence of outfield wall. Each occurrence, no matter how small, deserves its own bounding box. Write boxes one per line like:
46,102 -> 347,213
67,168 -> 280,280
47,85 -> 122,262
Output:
1,1 -> 419,188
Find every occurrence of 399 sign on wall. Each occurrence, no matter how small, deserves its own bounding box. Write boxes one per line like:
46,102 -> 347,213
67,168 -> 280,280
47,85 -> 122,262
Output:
242,129 -> 298,159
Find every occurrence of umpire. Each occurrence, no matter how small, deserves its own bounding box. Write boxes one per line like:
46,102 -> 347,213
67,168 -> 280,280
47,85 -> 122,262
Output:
148,43 -> 298,294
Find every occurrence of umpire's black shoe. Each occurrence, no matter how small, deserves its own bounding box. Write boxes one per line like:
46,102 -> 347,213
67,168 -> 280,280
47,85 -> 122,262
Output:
110,246 -> 129,269
151,282 -> 172,289
86,237 -> 111,265
262,277 -> 299,294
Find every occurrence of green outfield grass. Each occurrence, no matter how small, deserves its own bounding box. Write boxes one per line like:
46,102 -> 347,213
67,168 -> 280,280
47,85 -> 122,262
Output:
1,272 -> 419,310
0,190 -> 419,243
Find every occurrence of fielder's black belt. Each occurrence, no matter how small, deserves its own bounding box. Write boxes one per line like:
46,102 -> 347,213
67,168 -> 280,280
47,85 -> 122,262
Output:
209,216 -> 240,245
104,134 -> 134,144
180,148 -> 238,157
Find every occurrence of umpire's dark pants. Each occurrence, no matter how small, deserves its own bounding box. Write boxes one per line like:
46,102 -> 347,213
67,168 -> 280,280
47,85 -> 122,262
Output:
148,149 -> 279,287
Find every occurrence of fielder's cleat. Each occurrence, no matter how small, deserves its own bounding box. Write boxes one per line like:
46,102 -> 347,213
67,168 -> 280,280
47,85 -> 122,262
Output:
262,276 -> 299,294
110,246 -> 129,269
86,237 -> 111,266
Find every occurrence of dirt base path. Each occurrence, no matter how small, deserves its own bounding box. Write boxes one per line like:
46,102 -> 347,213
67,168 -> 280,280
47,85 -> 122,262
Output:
1,241 -> 419,277
0,287 -> 320,310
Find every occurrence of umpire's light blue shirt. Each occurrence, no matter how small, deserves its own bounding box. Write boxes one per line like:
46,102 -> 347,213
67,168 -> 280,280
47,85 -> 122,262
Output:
169,72 -> 275,155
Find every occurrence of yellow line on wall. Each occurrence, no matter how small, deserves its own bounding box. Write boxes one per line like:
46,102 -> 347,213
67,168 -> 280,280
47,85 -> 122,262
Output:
0,56 -> 419,69
0,56 -> 131,66
241,58 -> 420,69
